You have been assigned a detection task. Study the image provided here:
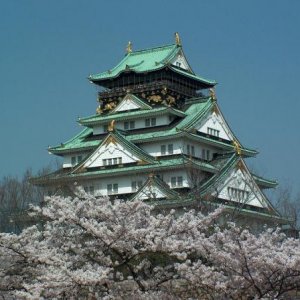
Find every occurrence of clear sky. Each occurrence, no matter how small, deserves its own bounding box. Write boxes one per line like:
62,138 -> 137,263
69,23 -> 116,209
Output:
1,1 -> 299,196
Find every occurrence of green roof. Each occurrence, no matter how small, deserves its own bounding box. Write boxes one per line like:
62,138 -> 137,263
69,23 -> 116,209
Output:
78,106 -> 186,127
49,98 -> 257,157
49,127 -> 97,155
252,174 -> 278,189
71,130 -> 156,173
88,44 -> 216,85
33,156 -> 217,184
131,175 -> 179,201
197,154 -> 278,215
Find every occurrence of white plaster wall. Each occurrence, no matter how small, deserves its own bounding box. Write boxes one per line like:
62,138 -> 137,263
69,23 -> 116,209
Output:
93,115 -> 171,135
161,170 -> 189,188
84,143 -> 139,168
63,153 -> 89,168
115,99 -> 140,112
171,54 -> 190,71
79,175 -> 148,196
139,138 -> 220,160
197,112 -> 232,141
217,168 -> 266,208
139,139 -> 183,157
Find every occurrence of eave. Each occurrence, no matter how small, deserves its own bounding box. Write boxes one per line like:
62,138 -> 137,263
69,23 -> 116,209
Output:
252,174 -> 278,189
78,107 -> 186,127
32,156 -> 217,185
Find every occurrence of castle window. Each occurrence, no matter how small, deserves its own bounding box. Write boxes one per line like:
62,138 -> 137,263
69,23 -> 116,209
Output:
84,186 -> 94,195
171,177 -> 176,187
107,183 -> 118,195
103,124 -> 108,132
171,176 -> 183,187
124,121 -> 135,130
187,144 -> 195,156
145,118 -> 156,127
103,157 -> 122,166
78,155 -> 82,163
177,176 -> 183,187
161,145 -> 166,155
207,127 -> 220,137
168,144 -> 174,154
131,181 -> 143,192
227,187 -> 250,201
71,156 -> 76,166
201,149 -> 211,161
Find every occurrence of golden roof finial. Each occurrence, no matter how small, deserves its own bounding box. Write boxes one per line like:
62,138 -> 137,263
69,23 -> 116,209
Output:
233,139 -> 242,156
126,41 -> 132,53
175,32 -> 181,46
209,88 -> 217,101
108,120 -> 115,132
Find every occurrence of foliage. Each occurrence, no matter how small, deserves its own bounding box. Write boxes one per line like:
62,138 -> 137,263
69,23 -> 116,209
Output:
0,165 -> 56,233
1,192 -> 300,299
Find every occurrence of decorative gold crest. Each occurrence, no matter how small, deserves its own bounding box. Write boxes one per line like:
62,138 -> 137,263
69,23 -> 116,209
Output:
233,139 -> 242,155
175,32 -> 181,46
126,41 -> 132,53
209,88 -> 217,101
108,120 -> 115,132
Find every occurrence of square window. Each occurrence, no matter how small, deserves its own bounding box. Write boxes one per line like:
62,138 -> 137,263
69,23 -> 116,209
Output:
108,158 -> 112,165
171,177 -> 176,187
71,156 -> 76,165
118,157 -> 122,164
124,122 -> 129,130
113,183 -> 118,193
151,118 -> 156,126
206,150 -> 210,161
113,158 -> 118,165
78,155 -> 82,163
103,125 -> 108,132
89,186 -> 94,195
191,146 -> 195,156
103,159 -> 107,166
131,181 -> 137,192
177,176 -> 183,187
145,119 -> 150,127
201,149 -> 206,160
107,184 -> 112,195
130,121 -> 135,129
161,145 -> 166,155
168,144 -> 173,154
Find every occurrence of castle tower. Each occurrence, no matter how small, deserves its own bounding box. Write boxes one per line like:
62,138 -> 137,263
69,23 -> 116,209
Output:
34,35 -> 281,227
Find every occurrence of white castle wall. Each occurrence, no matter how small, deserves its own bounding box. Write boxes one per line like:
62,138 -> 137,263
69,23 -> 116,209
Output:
93,114 -> 171,135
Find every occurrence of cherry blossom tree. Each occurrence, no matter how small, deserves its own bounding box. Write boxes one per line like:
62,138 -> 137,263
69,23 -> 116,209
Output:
1,191 -> 300,299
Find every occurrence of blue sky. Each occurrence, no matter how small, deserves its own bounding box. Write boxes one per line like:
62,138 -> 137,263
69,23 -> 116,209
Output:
1,0 -> 299,196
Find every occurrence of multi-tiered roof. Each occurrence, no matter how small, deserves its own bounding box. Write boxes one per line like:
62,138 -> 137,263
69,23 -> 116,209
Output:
34,35 -> 280,223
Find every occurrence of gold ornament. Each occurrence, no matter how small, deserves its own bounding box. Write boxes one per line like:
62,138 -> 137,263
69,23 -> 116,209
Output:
108,120 -> 115,132
96,106 -> 102,114
126,41 -> 132,53
233,139 -> 241,155
209,88 -> 217,101
148,95 -> 162,103
175,32 -> 181,46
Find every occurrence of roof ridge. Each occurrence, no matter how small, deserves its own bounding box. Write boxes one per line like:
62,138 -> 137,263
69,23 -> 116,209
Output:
129,43 -> 177,55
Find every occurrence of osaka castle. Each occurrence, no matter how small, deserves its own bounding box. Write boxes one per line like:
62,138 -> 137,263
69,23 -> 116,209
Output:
34,34 -> 282,226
